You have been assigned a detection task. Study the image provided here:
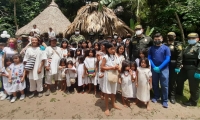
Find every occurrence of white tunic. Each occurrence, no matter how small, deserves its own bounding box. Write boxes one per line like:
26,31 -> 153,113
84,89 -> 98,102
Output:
45,46 -> 62,75
136,67 -> 152,102
116,54 -> 125,91
61,48 -> 68,58
23,47 -> 47,80
48,31 -> 56,38
102,55 -> 118,94
3,47 -> 17,58
57,67 -> 66,81
77,63 -> 88,86
121,73 -> 133,98
1,67 -> 12,92
84,57 -> 97,85
65,67 -> 77,87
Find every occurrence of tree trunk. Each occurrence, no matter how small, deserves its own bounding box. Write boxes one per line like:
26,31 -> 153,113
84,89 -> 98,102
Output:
136,0 -> 141,24
14,0 -> 18,30
166,0 -> 185,44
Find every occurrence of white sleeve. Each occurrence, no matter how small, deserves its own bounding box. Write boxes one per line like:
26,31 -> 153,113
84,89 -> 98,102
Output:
23,48 -> 30,62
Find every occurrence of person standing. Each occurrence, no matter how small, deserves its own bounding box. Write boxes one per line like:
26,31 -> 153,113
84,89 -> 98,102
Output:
31,24 -> 40,36
164,32 -> 183,104
177,33 -> 200,106
23,37 -> 47,98
45,37 -> 62,96
69,28 -> 85,44
148,33 -> 171,108
129,25 -> 153,61
48,27 -> 56,38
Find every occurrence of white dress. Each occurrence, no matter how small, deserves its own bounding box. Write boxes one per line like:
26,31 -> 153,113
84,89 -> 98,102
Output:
57,67 -> 66,81
77,63 -> 88,86
65,67 -> 77,87
61,48 -> 68,58
121,72 -> 133,98
116,55 -> 125,91
102,55 -> 118,94
3,47 -> 17,58
132,71 -> 137,98
23,47 -> 47,80
9,63 -> 26,92
136,67 -> 152,102
84,57 -> 97,85
1,67 -> 12,93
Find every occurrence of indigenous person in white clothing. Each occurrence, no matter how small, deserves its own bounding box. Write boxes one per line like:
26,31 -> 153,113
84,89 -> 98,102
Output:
119,60 -> 134,107
60,40 -> 69,58
0,57 -> 12,100
136,58 -> 152,110
45,37 -> 62,96
84,48 -> 97,94
48,27 -> 56,38
116,45 -> 125,92
8,54 -> 26,103
77,56 -> 86,93
31,24 -> 40,36
57,58 -> 67,92
130,61 -> 137,101
101,42 -> 121,116
65,61 -> 77,94
23,37 -> 47,98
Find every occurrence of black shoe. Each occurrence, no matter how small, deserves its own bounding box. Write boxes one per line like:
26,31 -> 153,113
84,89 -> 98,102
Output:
170,98 -> 176,104
183,101 -> 197,106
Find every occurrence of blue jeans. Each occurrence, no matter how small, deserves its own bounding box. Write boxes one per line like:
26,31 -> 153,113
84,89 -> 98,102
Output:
152,67 -> 169,102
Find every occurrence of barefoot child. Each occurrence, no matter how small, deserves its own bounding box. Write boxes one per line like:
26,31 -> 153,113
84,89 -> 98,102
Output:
77,56 -> 86,93
136,58 -> 152,110
8,54 -> 26,103
57,58 -> 67,92
84,48 -> 97,94
130,61 -> 137,101
119,60 -> 134,107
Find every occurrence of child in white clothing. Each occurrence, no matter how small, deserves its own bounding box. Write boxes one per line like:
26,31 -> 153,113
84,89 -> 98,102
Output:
9,54 -> 26,103
57,58 -> 67,92
119,60 -> 134,107
0,57 -> 12,100
136,58 -> 152,110
65,60 -> 77,94
84,48 -> 97,94
66,49 -> 76,64
77,56 -> 86,93
130,61 -> 137,100
60,40 -> 68,58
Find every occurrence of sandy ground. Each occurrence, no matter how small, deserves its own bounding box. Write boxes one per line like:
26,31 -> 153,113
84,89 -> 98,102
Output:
0,90 -> 200,119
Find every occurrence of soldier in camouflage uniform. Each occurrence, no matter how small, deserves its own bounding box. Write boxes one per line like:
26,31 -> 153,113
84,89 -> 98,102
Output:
177,33 -> 200,106
69,28 -> 85,44
164,32 -> 183,104
129,25 -> 153,61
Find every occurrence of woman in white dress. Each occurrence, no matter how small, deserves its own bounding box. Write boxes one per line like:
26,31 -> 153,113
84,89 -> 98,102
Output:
116,45 -> 125,92
136,58 -> 152,110
77,55 -> 86,93
23,37 -> 47,98
60,40 -> 68,58
101,42 -> 121,116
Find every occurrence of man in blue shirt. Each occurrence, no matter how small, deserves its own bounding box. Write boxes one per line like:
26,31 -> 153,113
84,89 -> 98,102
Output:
148,33 -> 171,108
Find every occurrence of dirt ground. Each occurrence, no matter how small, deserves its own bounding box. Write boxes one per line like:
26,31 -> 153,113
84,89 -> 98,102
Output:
0,89 -> 200,119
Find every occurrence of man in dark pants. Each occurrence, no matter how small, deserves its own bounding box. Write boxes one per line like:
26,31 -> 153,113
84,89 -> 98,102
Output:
129,25 -> 153,61
164,32 -> 183,104
177,33 -> 200,106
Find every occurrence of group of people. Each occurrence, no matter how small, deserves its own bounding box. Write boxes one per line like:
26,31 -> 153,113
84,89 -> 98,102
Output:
0,24 -> 199,116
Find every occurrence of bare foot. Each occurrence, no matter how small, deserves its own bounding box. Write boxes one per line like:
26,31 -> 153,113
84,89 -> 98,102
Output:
123,104 -> 128,108
147,106 -> 151,111
101,96 -> 104,100
105,109 -> 110,116
113,105 -> 121,110
94,91 -> 96,95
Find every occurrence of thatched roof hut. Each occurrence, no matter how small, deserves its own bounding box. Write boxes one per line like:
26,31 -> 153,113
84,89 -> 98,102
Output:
65,2 -> 134,38
15,0 -> 71,36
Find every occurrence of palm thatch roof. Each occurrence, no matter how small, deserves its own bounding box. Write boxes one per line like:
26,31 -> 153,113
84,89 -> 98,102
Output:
15,0 -> 71,36
65,2 -> 134,38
